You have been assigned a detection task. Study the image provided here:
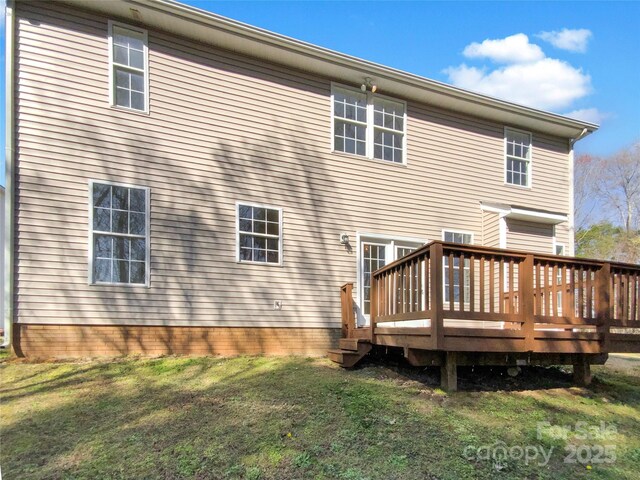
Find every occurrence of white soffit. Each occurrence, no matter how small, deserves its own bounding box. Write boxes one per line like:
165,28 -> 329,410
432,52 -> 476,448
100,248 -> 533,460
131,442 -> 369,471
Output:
57,0 -> 599,140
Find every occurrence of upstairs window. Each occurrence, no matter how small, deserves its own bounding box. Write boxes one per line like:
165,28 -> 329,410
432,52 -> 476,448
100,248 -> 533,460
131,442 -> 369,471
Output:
109,22 -> 148,112
505,128 -> 532,187
90,181 -> 150,286
237,204 -> 283,265
333,89 -> 367,156
373,99 -> 405,163
332,85 -> 406,164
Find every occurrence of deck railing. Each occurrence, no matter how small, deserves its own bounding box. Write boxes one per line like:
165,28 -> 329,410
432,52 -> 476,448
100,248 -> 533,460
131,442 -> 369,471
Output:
351,241 -> 640,354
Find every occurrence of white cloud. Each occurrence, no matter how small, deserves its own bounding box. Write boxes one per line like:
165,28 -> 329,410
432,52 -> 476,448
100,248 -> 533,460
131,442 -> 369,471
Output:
444,33 -> 595,112
537,28 -> 592,53
444,58 -> 591,111
463,33 -> 544,64
563,108 -> 609,125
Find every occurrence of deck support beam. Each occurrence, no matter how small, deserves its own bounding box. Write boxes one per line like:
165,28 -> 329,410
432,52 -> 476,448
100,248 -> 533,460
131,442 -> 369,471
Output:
440,351 -> 457,392
404,348 -> 442,366
573,355 -> 592,386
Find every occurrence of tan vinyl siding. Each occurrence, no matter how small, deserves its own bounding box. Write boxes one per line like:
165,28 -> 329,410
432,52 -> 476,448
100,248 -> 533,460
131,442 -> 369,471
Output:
14,2 -> 574,329
482,212 -> 501,248
554,222 -> 572,256
505,219 -> 555,254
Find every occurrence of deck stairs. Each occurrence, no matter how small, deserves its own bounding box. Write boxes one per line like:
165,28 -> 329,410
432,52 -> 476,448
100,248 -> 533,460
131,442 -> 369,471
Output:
328,338 -> 372,368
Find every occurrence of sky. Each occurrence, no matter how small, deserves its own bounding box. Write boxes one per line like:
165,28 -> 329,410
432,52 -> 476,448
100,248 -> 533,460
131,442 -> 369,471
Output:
178,1 -> 639,156
1,0 -> 639,187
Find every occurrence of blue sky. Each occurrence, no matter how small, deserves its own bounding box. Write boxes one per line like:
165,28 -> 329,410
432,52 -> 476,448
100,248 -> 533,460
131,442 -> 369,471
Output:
1,1 -> 639,186
180,1 -> 639,156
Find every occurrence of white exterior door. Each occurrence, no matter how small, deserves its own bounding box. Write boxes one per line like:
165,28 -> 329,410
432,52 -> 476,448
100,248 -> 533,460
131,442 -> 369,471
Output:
357,235 -> 425,326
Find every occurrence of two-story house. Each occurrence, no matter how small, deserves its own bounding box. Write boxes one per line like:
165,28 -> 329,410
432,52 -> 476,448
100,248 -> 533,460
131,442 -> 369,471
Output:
5,0 -> 637,369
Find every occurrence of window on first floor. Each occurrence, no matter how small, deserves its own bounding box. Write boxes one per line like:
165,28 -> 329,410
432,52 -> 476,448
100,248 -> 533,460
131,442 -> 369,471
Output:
505,128 -> 532,187
237,203 -> 283,265
443,230 -> 473,303
332,85 -> 406,164
89,180 -> 150,286
109,22 -> 148,112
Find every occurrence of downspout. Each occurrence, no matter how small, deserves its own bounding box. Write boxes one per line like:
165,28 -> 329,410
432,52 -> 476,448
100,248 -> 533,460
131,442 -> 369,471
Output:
571,128 -> 589,146
568,128 -> 589,257
2,0 -> 15,349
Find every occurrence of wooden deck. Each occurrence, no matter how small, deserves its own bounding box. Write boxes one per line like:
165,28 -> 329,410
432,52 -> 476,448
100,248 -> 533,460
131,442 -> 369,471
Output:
329,241 -> 640,390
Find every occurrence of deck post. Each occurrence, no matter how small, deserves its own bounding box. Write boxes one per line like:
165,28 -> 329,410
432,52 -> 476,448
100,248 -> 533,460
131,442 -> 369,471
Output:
441,351 -> 457,391
573,354 -> 592,386
429,242 -> 444,350
595,262 -> 611,353
340,283 -> 354,338
521,254 -> 535,352
370,274 -> 378,343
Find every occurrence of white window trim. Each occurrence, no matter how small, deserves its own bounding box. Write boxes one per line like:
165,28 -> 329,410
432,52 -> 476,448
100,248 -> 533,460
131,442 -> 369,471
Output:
441,229 -> 475,244
235,201 -> 284,267
504,127 -> 532,188
330,82 -> 408,165
88,179 -> 151,287
108,20 -> 150,114
554,240 -> 566,256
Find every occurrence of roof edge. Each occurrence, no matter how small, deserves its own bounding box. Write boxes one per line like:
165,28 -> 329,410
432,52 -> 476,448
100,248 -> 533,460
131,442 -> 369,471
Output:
54,0 -> 598,138
142,0 -> 598,134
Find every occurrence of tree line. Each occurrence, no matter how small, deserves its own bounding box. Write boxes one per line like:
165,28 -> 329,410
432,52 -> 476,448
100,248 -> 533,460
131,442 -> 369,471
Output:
574,141 -> 640,263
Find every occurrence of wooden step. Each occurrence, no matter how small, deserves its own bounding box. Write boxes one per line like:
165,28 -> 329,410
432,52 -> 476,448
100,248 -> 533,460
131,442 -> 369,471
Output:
339,338 -> 361,351
328,349 -> 346,364
328,341 -> 372,368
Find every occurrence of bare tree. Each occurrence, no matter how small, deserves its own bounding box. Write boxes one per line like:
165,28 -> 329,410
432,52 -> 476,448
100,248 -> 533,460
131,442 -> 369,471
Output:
574,152 -> 600,234
575,142 -> 640,263
595,142 -> 640,234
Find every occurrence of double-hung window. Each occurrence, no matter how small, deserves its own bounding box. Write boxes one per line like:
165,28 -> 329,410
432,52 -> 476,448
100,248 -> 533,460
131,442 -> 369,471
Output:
505,128 -> 532,187
332,85 -> 406,164
237,204 -> 283,265
443,231 -> 473,304
333,89 -> 368,157
90,181 -> 150,286
109,22 -> 148,112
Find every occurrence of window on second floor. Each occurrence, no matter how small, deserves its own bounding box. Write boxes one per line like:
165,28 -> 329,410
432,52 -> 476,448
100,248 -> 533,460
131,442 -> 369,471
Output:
505,128 -> 532,187
332,85 -> 406,164
109,22 -> 148,113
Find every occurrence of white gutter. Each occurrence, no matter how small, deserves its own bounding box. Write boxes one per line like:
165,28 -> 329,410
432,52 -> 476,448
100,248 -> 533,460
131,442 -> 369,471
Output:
570,128 -> 589,146
2,0 -> 15,349
61,0 -> 598,138
140,0 -> 599,133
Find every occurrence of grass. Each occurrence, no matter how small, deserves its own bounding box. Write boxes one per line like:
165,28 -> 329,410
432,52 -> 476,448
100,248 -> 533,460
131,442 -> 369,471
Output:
1,350 -> 639,479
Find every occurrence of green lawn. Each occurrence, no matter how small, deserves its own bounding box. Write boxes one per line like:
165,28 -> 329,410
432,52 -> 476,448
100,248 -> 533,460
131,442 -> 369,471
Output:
1,350 -> 639,480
